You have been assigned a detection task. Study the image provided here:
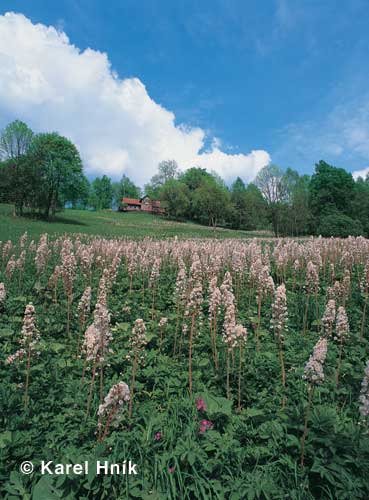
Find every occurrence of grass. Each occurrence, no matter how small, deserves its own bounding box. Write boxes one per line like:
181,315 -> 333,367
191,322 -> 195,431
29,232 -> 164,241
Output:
0,204 -> 272,241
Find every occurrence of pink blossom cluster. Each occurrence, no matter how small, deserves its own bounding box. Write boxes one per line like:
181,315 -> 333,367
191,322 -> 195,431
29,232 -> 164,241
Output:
174,259 -> 187,305
303,337 -> 328,385
306,261 -> 319,294
78,287 -> 91,327
60,239 -> 77,295
48,265 -> 61,290
199,419 -> 213,434
82,291 -> 112,364
183,258 -> 203,332
322,299 -> 336,338
93,301 -> 112,362
6,304 -> 40,365
233,324 -> 248,348
208,276 -> 221,323
0,282 -> 6,306
2,240 -> 13,261
222,289 -> 236,350
359,360 -> 369,421
82,324 -> 100,362
16,250 -> 26,272
271,284 -> 288,340
35,234 -> 51,273
5,255 -> 15,280
196,398 -> 207,411
97,381 -> 130,427
220,271 -> 233,298
256,265 -> 275,302
360,261 -> 369,296
334,306 -> 349,342
19,232 -> 28,249
128,319 -> 147,362
149,258 -> 161,286
159,317 -> 168,328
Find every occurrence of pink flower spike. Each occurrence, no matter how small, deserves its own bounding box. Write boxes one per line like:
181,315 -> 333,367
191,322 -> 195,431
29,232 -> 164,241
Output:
154,431 -> 162,441
196,398 -> 207,411
169,466 -> 175,473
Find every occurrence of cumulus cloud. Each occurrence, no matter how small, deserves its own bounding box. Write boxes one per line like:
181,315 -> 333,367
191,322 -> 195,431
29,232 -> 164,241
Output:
352,167 -> 369,180
0,12 -> 270,184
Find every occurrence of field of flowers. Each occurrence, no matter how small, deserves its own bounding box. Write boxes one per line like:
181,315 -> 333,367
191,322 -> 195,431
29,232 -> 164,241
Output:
1,233 -> 369,499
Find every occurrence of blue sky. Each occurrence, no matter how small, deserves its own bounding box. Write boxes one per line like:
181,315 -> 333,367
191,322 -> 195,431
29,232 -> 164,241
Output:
1,0 -> 369,183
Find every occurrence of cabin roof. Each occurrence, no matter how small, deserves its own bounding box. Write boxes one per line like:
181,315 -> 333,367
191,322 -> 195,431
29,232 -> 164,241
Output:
122,197 -> 141,205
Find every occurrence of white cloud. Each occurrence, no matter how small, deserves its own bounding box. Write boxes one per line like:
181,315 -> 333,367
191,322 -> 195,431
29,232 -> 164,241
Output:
352,167 -> 369,180
0,12 -> 270,184
274,90 -> 369,175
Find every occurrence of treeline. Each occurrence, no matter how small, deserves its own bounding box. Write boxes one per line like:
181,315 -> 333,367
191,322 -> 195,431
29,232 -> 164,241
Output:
0,120 -> 141,216
1,120 -> 369,237
146,159 -> 369,238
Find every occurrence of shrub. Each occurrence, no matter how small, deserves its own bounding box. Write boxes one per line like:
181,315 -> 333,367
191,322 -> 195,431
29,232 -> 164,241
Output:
317,213 -> 363,237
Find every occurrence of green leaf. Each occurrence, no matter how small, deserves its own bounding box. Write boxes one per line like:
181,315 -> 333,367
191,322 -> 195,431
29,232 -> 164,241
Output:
203,393 -> 233,418
0,430 -> 12,448
32,475 -> 64,500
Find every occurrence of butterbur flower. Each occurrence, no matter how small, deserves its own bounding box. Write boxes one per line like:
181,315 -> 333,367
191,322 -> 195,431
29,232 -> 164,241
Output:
0,283 -> 6,309
48,265 -> 61,290
335,306 -> 349,342
335,306 -> 350,386
16,251 -> 26,273
301,335 -> 328,465
78,287 -> 92,329
196,398 -> 207,411
6,304 -> 39,407
303,337 -> 328,385
306,261 -> 319,294
208,277 -> 221,324
19,303 -> 39,349
6,348 -> 27,365
149,258 -> 161,286
322,299 -> 336,338
97,381 -> 130,441
199,419 -> 213,434
174,259 -> 187,305
271,284 -> 288,340
233,324 -> 248,348
128,319 -> 147,362
35,234 -> 51,273
2,240 -> 12,261
128,319 -> 147,418
98,381 -> 130,417
222,290 -> 236,350
360,261 -> 369,297
19,231 -> 28,249
5,255 -> 15,280
154,432 -> 162,441
122,305 -> 131,314
97,269 -> 109,307
159,317 -> 168,328
220,271 -> 233,299
359,360 -> 369,422
82,324 -> 100,362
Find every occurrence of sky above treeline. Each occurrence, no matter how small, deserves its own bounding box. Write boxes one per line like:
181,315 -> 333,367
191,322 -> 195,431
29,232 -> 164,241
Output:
1,1 -> 369,184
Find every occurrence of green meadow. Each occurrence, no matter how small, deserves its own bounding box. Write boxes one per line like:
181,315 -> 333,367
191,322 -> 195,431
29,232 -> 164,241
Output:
0,204 -> 271,242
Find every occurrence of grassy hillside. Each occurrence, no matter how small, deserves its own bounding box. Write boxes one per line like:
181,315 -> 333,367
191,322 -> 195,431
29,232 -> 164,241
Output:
0,204 -> 271,241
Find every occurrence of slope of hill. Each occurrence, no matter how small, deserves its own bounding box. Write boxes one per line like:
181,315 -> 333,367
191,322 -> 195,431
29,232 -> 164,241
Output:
0,204 -> 271,241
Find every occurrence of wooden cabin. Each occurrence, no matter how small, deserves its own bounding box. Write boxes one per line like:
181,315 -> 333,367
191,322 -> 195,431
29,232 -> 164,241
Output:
121,195 -> 165,215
